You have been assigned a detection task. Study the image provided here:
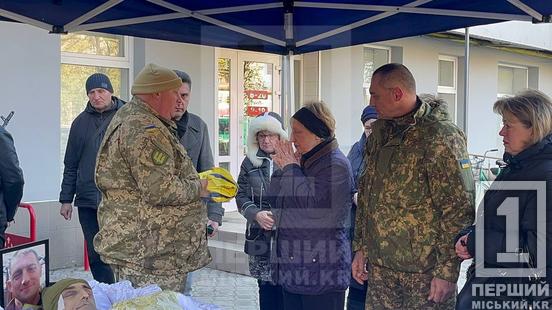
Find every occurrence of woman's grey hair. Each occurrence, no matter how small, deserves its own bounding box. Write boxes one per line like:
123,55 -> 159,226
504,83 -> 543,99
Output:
494,89 -> 552,145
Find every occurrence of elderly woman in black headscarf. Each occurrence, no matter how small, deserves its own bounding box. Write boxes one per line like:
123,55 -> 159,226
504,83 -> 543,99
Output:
268,101 -> 354,310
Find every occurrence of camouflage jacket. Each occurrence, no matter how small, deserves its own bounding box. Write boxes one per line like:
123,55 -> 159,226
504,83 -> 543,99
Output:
353,95 -> 475,282
94,97 -> 211,276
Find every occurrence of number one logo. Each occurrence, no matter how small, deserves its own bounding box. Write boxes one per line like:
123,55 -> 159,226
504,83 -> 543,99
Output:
475,181 -> 546,279
496,197 -> 529,263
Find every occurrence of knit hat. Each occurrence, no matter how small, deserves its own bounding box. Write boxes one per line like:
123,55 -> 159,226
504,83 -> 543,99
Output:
361,105 -> 378,123
131,63 -> 182,95
85,73 -> 113,94
42,278 -> 91,310
247,112 -> 288,167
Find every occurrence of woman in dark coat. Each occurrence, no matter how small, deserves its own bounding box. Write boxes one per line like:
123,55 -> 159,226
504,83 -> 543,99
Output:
268,101 -> 354,310
455,89 -> 552,309
236,112 -> 287,310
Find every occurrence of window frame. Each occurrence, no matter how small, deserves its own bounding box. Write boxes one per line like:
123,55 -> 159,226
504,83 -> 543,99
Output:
59,32 -> 133,177
497,63 -> 528,98
362,44 -> 391,104
61,32 -> 133,92
362,44 -> 392,88
437,55 -> 458,123
437,55 -> 457,93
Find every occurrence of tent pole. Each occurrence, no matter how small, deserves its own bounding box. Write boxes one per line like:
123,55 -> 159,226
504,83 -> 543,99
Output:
281,51 -> 294,128
463,27 -> 470,137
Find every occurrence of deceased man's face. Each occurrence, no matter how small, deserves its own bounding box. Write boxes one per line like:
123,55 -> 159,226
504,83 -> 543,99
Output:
60,282 -> 96,310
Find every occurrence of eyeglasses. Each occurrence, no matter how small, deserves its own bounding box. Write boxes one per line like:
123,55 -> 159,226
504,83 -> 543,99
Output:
257,133 -> 278,140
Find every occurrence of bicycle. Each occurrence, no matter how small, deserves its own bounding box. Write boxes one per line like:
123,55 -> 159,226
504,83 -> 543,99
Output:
469,149 -> 502,205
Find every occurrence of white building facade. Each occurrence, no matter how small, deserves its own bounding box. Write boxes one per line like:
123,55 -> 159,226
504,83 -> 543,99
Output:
1,20 -> 551,268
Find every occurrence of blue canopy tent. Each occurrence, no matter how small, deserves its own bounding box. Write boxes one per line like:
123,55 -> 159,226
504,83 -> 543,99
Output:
1,0 -> 551,121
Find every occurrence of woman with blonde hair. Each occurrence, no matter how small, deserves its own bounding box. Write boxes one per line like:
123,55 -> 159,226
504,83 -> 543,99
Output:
268,101 -> 354,310
455,89 -> 552,309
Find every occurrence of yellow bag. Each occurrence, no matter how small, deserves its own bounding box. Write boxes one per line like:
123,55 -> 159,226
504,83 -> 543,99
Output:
198,167 -> 238,202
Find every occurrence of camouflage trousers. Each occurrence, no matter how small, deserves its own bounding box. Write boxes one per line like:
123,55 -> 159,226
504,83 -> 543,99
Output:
112,265 -> 187,292
365,264 -> 455,310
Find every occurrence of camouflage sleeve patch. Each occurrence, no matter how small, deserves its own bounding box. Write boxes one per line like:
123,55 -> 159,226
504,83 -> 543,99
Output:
151,147 -> 169,165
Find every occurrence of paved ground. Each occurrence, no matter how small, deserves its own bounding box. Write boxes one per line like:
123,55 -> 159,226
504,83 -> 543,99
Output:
51,266 -> 259,310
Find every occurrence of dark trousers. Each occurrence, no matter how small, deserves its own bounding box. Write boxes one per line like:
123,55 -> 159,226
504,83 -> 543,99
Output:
258,280 -> 283,310
282,289 -> 345,310
0,223 -> 6,249
78,207 -> 115,284
347,282 -> 368,310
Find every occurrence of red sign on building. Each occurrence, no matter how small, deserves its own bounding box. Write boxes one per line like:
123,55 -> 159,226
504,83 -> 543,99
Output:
245,90 -> 270,100
246,106 -> 269,117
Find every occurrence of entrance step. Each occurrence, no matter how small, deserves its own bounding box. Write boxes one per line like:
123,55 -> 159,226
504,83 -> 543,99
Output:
207,211 -> 250,276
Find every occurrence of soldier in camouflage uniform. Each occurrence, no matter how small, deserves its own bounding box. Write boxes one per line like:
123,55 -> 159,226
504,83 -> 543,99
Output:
352,63 -> 475,309
94,63 -> 211,291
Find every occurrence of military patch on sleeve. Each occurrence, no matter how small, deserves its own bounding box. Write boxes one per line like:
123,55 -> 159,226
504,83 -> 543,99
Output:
151,148 -> 169,165
459,159 -> 471,169
145,124 -> 157,132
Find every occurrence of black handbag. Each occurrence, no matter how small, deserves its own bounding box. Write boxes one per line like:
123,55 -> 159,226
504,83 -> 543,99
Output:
244,224 -> 272,257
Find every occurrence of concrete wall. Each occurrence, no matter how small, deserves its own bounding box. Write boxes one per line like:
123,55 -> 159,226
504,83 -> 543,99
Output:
143,39 -> 217,153
0,22 -> 61,202
0,22 -> 83,270
318,35 -> 552,156
320,46 -> 365,153
302,52 -> 320,103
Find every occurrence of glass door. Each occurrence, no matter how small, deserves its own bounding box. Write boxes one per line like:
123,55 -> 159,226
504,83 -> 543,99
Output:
216,49 -> 281,211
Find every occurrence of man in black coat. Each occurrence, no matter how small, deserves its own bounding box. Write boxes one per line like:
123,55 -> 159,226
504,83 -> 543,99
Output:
0,126 -> 24,248
173,70 -> 224,231
59,73 -> 124,284
172,69 -> 224,295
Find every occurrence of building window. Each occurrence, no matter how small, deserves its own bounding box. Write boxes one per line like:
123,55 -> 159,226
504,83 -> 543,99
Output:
437,55 -> 457,123
363,46 -> 390,105
60,32 -> 131,169
498,64 -> 528,98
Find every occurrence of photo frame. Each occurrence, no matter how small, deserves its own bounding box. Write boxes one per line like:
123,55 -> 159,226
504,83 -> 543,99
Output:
0,239 -> 49,308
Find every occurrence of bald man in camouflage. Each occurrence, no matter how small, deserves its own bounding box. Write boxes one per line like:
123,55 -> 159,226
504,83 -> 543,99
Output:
94,63 -> 211,291
352,63 -> 475,309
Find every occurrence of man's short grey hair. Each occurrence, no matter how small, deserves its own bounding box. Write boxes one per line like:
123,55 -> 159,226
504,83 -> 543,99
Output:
8,249 -> 41,277
372,63 -> 416,93
173,70 -> 192,89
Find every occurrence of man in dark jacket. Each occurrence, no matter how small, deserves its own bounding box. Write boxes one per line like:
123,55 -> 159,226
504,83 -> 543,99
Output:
59,73 -> 124,284
173,70 -> 224,295
173,70 -> 224,231
346,105 -> 377,310
0,126 -> 24,248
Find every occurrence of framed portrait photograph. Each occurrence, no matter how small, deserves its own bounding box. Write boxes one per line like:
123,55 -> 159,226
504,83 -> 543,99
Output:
0,239 -> 49,309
